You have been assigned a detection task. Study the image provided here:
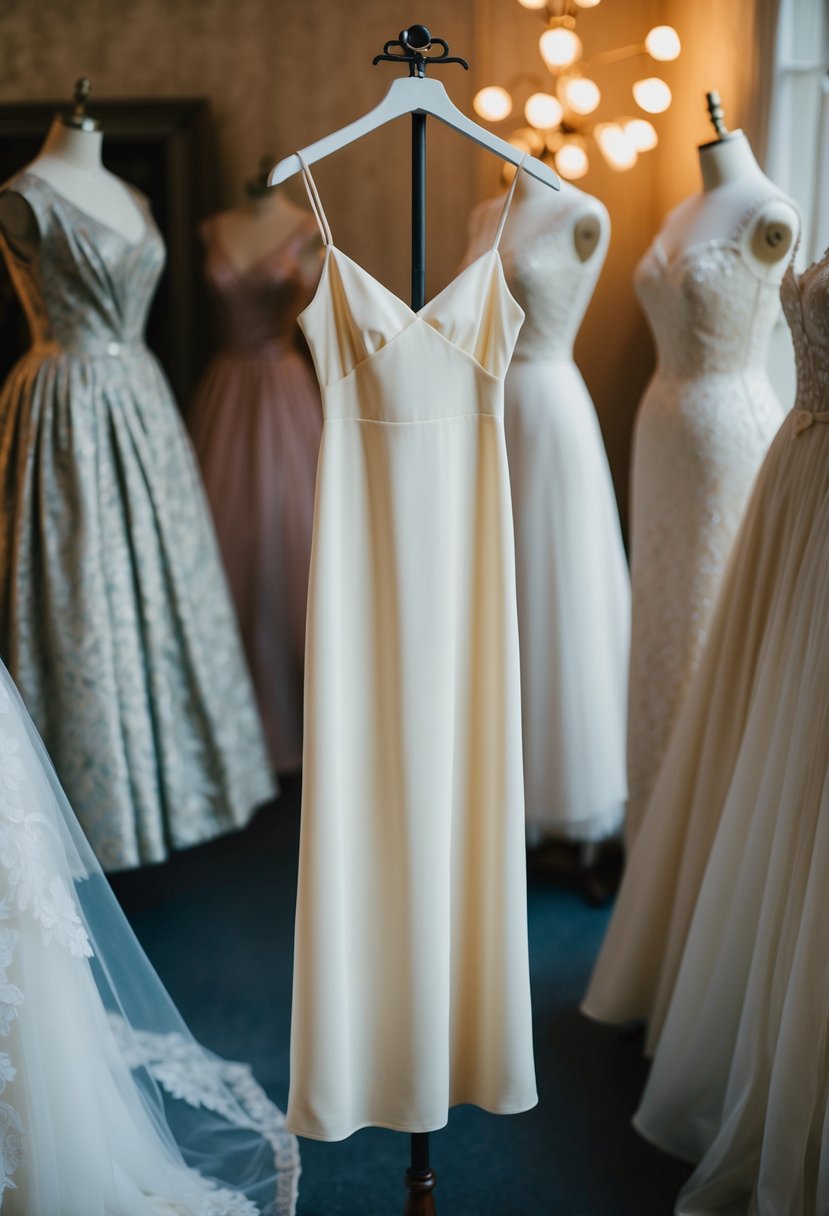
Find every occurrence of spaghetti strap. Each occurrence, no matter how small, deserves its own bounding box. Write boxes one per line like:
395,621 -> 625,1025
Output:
297,152 -> 333,248
493,154 -> 528,251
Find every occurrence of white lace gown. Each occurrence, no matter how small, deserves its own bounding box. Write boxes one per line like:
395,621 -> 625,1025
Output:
0,659 -> 299,1215
463,189 -> 629,844
627,198 -> 790,841
584,247 -> 829,1212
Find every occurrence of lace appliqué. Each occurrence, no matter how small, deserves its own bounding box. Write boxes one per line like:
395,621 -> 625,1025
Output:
0,902 -> 25,1198
0,685 -> 94,1195
782,238 -> 829,415
0,683 -> 91,959
108,1015 -> 301,1216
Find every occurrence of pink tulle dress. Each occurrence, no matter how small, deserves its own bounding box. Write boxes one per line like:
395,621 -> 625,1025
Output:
189,213 -> 323,773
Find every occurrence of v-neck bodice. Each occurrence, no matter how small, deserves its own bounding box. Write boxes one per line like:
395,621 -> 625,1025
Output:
0,170 -> 163,355
296,156 -> 525,424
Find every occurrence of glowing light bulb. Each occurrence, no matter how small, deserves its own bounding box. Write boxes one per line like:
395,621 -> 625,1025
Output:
573,0 -> 601,7
509,133 -> 535,156
517,0 -> 548,8
510,126 -> 546,155
633,76 -> 672,114
564,76 -> 601,115
473,86 -> 513,122
595,122 -> 638,170
624,118 -> 658,151
556,142 -> 589,179
645,25 -> 681,61
539,27 -> 583,70
524,91 -> 564,130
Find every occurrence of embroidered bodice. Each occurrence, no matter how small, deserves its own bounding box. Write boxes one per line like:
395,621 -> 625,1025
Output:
782,244 -> 829,414
201,213 -> 320,356
464,189 -> 604,362
0,171 -> 163,356
635,198 -> 789,380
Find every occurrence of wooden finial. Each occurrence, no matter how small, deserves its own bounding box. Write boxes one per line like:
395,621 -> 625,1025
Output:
63,76 -> 99,130
706,90 -> 729,140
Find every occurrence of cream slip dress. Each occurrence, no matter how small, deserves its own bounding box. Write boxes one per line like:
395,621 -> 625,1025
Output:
287,156 -> 538,1141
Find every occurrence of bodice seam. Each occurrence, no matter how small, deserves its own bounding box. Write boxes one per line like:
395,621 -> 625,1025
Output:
309,311 -> 503,391
322,410 -> 503,428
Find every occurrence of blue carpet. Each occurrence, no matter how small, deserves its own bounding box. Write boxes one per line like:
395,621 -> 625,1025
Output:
112,776 -> 690,1215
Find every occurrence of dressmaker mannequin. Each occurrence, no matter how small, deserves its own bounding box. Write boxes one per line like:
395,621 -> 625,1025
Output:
212,154 -> 320,275
625,92 -> 799,845
188,155 -> 324,774
655,92 -> 797,272
461,164 -> 629,855
0,79 -> 144,257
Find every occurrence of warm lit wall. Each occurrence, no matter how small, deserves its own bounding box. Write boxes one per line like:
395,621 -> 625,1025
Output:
470,0 -> 767,527
474,0 -> 664,528
656,0 -> 775,216
0,0 -> 767,531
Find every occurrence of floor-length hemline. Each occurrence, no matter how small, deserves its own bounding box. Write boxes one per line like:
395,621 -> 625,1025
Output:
286,1097 -> 540,1143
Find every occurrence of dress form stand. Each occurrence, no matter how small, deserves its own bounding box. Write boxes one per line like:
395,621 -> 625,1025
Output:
463,161 -> 629,900
0,78 -> 144,256
519,161 -> 608,898
273,25 -> 551,1216
625,90 -> 799,844
376,33 -> 464,1216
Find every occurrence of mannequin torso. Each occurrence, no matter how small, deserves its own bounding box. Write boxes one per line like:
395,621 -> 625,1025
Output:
211,188 -> 320,277
513,170 -> 608,266
655,131 -> 797,275
0,118 -> 145,258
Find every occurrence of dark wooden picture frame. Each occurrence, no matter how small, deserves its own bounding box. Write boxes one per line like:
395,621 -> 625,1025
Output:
0,97 -> 217,405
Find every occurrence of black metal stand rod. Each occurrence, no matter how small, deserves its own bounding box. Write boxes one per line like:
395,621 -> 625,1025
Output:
405,1131 -> 436,1215
405,105 -> 433,1216
411,110 -> 426,310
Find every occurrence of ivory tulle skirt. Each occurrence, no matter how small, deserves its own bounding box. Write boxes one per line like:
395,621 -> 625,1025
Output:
584,406 -> 829,1213
190,343 -> 322,772
505,358 -> 629,844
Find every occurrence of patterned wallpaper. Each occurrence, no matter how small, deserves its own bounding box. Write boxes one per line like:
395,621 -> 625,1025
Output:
0,0 -> 480,301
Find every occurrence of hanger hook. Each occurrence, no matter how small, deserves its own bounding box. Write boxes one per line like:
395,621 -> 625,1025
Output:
373,26 -> 469,78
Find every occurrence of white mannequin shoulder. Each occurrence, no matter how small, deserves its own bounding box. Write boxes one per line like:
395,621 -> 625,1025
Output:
510,173 -> 610,267
743,197 -> 798,269
571,198 -> 609,264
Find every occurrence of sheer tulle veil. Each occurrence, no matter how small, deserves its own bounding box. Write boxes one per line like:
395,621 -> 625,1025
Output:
0,659 -> 299,1215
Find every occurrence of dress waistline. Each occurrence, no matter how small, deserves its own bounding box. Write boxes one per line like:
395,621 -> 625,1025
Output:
29,340 -> 147,358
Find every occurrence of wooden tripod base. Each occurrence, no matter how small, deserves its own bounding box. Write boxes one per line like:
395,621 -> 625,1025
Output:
404,1165 -> 437,1215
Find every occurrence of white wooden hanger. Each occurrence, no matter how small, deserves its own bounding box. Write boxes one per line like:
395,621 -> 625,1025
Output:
269,76 -> 560,189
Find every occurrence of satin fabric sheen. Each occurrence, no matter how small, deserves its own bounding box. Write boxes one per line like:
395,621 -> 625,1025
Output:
585,247 -> 829,1214
287,164 -> 537,1141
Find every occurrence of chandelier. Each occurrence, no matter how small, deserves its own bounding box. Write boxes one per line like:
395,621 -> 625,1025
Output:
473,0 -> 681,178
